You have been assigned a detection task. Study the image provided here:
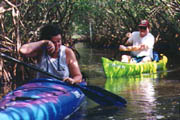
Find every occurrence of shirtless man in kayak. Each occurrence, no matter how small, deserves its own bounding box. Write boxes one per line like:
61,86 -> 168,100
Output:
119,20 -> 155,63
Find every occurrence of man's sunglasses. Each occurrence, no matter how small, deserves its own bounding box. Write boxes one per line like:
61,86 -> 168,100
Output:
139,26 -> 147,30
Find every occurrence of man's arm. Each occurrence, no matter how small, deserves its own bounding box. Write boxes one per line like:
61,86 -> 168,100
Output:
119,44 -> 147,51
19,40 -> 54,57
63,47 -> 82,84
119,32 -> 133,51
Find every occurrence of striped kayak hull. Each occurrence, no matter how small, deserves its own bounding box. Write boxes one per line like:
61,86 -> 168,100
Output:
0,78 -> 85,120
102,54 -> 168,77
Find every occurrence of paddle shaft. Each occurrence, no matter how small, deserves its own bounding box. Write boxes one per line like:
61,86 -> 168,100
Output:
0,52 -> 127,106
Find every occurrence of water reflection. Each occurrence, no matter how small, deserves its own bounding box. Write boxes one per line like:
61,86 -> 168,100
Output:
104,72 -> 180,120
105,74 -> 159,117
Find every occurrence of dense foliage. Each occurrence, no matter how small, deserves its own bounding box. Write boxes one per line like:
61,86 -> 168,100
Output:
0,0 -> 180,82
72,0 -> 180,54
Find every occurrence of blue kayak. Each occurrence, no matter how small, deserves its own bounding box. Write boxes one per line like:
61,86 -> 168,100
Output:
0,78 -> 85,120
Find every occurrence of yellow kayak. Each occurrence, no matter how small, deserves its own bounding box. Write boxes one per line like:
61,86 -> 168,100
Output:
102,54 -> 168,77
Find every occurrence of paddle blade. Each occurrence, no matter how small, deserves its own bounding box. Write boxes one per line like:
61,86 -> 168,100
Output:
79,85 -> 127,107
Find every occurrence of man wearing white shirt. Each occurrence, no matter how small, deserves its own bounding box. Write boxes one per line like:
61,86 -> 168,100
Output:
119,20 -> 155,63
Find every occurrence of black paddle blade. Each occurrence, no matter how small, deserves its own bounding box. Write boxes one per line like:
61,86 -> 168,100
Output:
79,85 -> 127,107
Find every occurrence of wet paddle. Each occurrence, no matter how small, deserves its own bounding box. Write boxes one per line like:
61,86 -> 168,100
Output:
0,52 -> 127,107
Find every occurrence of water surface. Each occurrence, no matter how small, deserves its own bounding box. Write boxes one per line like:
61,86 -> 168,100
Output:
69,43 -> 180,120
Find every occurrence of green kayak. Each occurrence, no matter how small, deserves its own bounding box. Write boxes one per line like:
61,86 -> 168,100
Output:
102,54 -> 168,77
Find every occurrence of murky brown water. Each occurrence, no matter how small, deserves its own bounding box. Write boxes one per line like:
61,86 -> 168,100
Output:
0,43 -> 180,120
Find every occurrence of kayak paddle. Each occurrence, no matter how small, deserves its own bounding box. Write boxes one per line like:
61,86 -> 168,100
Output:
0,52 -> 127,107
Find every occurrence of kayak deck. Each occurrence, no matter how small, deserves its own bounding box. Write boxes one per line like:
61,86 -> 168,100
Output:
0,78 -> 85,120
